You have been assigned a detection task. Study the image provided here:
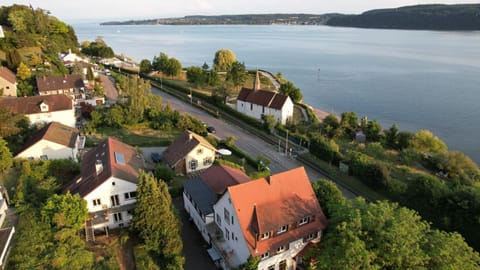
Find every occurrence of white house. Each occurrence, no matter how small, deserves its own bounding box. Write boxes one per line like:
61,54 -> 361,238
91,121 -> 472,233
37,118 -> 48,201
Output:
58,49 -> 85,63
208,167 -> 328,270
236,73 -> 294,125
63,137 -> 146,237
183,165 -> 250,243
0,94 -> 76,128
15,121 -> 84,161
0,66 -> 17,97
163,130 -> 217,175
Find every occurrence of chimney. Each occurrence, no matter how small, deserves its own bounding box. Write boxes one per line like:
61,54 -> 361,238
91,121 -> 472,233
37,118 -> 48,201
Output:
253,70 -> 261,91
188,133 -> 193,141
95,160 -> 103,175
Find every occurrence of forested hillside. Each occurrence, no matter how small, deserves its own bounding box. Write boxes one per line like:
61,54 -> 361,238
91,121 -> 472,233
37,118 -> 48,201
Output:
326,4 -> 480,30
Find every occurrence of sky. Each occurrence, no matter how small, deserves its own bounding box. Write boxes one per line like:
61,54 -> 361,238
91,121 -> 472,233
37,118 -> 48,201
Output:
2,0 -> 479,23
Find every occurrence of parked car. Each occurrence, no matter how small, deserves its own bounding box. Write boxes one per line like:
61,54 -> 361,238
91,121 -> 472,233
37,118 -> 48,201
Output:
151,152 -> 162,163
207,126 -> 216,133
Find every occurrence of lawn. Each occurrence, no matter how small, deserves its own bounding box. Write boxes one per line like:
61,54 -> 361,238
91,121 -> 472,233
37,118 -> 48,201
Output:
87,124 -> 180,147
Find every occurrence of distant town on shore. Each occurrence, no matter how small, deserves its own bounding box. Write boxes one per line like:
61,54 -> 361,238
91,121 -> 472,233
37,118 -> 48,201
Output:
101,3 -> 480,31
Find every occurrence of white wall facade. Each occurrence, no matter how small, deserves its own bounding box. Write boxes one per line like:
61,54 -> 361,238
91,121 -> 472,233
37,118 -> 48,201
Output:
15,138 -> 78,161
27,108 -> 76,128
185,145 -> 216,174
213,192 -> 251,269
183,192 -> 213,242
83,177 -> 138,229
236,98 -> 293,125
0,78 -> 16,97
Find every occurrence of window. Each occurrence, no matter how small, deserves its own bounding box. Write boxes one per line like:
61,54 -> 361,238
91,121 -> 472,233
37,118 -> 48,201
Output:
260,232 -> 270,240
267,265 -> 275,270
124,191 -> 137,200
203,157 -> 212,166
278,225 -> 288,234
40,155 -> 48,160
197,148 -> 203,155
306,232 -> 318,241
112,181 -> 116,186
224,208 -> 230,225
299,216 -> 310,226
231,216 -> 234,225
113,212 -> 123,223
225,228 -> 230,240
216,213 -> 221,226
250,103 -> 253,111
277,245 -> 286,253
110,195 -> 120,206
261,252 -> 269,260
92,199 -> 101,206
190,159 -> 198,170
262,106 -> 265,114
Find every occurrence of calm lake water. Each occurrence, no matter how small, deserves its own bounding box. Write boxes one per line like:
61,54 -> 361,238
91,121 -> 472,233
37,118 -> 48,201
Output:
73,23 -> 480,163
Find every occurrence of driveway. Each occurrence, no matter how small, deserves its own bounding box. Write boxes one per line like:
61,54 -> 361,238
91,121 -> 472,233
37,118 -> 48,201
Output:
99,74 -> 119,103
173,198 -> 217,270
151,87 -> 355,198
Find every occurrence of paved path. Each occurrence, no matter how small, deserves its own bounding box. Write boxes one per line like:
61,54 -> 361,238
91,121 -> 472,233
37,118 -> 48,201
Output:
258,70 -> 280,90
152,87 -> 355,198
99,74 -> 119,103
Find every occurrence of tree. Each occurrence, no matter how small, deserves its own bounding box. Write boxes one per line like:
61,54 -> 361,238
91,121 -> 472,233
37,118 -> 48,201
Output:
202,62 -> 209,70
225,61 -> 247,90
279,81 -> 303,103
364,120 -> 382,142
411,129 -> 448,154
16,62 -> 31,80
164,57 -> 182,78
41,193 -> 88,230
262,114 -> 276,133
153,164 -> 175,184
186,66 -> 206,86
0,137 -> 13,174
131,172 -> 184,269
240,256 -> 260,270
105,104 -> 125,127
312,179 -> 345,217
213,49 -> 237,71
383,124 -> 399,149
140,59 -> 152,74
6,48 -> 22,71
310,134 -> 340,164
430,151 -> 479,185
340,112 -> 358,138
397,131 -> 413,150
152,52 -> 169,72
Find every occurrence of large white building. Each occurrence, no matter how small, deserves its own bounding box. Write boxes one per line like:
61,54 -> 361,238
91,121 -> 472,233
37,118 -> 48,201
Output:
15,122 -> 84,161
184,166 -> 328,270
0,94 -> 76,127
236,73 -> 294,125
63,137 -> 146,239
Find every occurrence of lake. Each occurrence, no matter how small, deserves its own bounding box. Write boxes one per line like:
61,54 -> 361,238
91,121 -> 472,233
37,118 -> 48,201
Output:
73,23 -> 480,163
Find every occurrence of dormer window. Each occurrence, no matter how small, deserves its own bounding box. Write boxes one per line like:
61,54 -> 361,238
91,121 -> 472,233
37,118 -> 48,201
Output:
260,232 -> 270,240
299,216 -> 310,226
277,225 -> 288,234
260,252 -> 269,260
277,245 -> 286,253
40,102 -> 49,112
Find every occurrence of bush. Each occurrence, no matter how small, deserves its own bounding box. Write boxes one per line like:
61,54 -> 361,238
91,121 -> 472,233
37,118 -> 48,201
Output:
310,134 -> 341,165
153,164 -> 175,183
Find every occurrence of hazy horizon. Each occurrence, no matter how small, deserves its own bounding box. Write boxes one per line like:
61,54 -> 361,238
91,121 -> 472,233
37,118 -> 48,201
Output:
2,0 -> 480,23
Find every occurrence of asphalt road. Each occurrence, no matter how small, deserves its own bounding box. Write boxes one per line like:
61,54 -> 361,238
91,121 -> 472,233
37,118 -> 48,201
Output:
151,87 -> 355,198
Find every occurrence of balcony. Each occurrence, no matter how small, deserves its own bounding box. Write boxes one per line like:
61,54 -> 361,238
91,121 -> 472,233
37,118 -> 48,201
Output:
89,203 -> 135,226
205,222 -> 244,269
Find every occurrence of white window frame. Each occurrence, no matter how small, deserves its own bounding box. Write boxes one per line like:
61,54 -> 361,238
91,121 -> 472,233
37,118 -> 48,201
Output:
113,212 -> 123,223
260,232 -> 270,240
92,198 -> 101,206
278,224 -> 288,234
299,216 -> 310,226
261,252 -> 269,260
224,208 -> 230,225
277,245 -> 286,253
190,159 -> 198,170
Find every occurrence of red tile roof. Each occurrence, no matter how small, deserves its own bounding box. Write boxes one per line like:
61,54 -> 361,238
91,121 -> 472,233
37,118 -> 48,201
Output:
0,94 -> 72,115
0,67 -> 16,84
237,87 -> 290,110
200,164 -> 250,195
163,130 -> 216,168
36,74 -> 84,93
16,122 -> 79,156
228,167 -> 327,256
63,137 -> 145,197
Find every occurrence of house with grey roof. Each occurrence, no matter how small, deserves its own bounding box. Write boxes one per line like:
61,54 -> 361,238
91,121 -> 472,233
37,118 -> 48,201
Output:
15,121 -> 84,161
236,72 -> 293,125
183,165 -> 250,242
36,74 -> 85,101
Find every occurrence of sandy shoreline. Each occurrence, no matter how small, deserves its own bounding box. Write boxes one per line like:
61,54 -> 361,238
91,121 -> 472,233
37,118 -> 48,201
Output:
309,105 -> 339,122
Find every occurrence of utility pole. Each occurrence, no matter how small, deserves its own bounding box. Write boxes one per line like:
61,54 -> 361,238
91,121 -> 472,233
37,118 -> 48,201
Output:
285,130 -> 288,155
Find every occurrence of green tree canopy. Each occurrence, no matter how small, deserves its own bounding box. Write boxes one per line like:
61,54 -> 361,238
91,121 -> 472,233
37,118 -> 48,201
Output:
41,192 -> 88,230
0,137 -> 13,173
16,62 -> 31,80
411,129 -> 448,154
312,179 -> 345,217
364,120 -> 382,142
213,49 -> 237,71
131,172 -> 184,269
225,61 -> 247,90
140,59 -> 152,74
279,81 -> 303,103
